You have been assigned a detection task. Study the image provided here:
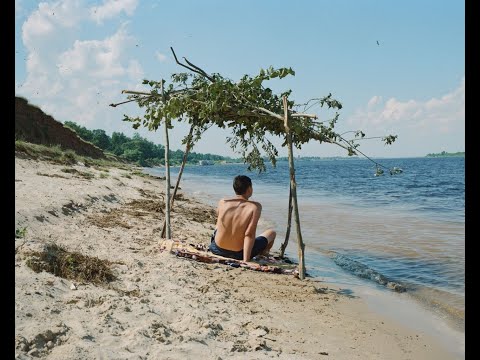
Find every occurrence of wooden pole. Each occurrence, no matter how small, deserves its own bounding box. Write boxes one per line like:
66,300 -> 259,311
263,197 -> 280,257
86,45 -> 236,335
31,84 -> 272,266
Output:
279,183 -> 293,258
162,80 -> 172,240
283,95 -> 306,279
161,124 -> 195,238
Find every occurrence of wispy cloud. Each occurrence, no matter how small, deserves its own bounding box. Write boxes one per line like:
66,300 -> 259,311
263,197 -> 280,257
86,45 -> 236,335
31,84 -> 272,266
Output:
90,0 -> 139,24
155,51 -> 168,63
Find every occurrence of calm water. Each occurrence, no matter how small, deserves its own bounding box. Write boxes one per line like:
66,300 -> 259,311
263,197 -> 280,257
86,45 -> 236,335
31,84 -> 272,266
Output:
145,156 -> 465,349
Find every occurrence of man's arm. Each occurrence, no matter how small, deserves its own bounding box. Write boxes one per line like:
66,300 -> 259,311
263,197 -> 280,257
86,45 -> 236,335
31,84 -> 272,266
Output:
243,204 -> 262,262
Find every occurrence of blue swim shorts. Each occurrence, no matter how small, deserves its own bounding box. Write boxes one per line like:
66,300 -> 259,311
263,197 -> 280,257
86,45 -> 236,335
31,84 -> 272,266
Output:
209,229 -> 268,260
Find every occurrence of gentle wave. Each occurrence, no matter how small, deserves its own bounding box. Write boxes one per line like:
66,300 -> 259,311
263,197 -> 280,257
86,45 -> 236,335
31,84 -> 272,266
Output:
331,252 -> 407,292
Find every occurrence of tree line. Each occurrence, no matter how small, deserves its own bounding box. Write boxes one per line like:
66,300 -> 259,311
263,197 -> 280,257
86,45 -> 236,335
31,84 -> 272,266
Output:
63,121 -> 231,167
425,151 -> 465,157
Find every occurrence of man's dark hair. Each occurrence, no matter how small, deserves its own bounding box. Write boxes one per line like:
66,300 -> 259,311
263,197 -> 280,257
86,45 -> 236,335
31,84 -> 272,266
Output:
233,175 -> 252,195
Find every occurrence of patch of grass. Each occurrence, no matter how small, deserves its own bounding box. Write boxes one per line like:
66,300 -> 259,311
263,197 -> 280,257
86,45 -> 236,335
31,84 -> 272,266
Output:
15,141 -> 63,161
95,167 -> 110,173
80,171 -> 95,180
60,149 -> 78,165
115,288 -> 141,297
122,174 -> 132,179
15,140 -> 78,165
36,172 -> 69,179
61,168 -> 76,174
25,243 -> 116,285
15,140 -> 132,170
131,170 -> 148,178
99,173 -> 109,179
60,168 -> 95,179
87,210 -> 133,229
15,227 -> 27,239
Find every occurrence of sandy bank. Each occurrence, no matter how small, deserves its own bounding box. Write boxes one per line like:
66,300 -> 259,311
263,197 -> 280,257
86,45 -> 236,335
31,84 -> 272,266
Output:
15,157 -> 461,359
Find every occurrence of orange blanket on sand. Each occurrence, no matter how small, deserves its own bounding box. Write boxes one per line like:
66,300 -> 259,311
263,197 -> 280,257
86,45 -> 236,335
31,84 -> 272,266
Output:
160,239 -> 299,276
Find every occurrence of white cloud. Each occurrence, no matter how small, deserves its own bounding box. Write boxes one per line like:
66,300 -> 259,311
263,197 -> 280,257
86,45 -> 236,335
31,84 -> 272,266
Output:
22,5 -> 56,41
367,95 -> 382,109
155,51 -> 168,63
57,24 -> 136,79
90,0 -> 139,24
344,78 -> 465,156
348,78 -> 465,135
22,0 -> 89,64
22,0 -> 88,46
17,0 -> 143,130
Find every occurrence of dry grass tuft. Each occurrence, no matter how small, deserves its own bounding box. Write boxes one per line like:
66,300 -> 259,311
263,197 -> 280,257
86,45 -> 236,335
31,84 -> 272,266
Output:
25,243 -> 116,285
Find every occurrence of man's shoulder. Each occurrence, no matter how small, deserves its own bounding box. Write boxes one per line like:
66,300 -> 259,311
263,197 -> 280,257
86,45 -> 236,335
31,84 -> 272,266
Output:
219,197 -> 261,211
247,200 -> 262,211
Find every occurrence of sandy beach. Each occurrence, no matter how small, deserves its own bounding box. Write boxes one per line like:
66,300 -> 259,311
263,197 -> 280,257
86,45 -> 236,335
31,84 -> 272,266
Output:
15,156 -> 462,359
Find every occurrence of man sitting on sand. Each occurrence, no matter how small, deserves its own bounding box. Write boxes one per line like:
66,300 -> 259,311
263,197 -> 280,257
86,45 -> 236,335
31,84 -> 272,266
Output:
209,175 -> 276,262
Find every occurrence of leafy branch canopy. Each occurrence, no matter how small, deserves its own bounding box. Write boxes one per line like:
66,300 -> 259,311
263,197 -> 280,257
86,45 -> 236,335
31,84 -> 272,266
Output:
118,49 -> 397,172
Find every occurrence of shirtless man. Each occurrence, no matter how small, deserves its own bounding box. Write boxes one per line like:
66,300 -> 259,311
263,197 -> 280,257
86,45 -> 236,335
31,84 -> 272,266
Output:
209,175 -> 276,262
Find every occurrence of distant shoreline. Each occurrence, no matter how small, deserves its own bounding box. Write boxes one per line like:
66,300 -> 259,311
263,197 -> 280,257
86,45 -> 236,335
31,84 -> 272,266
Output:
425,151 -> 465,158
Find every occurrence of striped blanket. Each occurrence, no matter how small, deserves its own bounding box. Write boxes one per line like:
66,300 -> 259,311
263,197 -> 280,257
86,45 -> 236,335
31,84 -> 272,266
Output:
160,239 -> 299,276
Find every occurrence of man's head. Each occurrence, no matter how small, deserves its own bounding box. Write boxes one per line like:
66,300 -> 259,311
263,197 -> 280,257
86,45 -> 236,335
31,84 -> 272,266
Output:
233,175 -> 252,198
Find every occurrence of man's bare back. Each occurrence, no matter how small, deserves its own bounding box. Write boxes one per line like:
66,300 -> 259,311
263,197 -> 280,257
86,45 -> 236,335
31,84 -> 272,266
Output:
214,197 -> 262,252
209,175 -> 276,262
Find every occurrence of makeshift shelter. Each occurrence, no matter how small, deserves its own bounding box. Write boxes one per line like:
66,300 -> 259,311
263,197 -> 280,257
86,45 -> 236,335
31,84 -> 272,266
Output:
111,48 -> 399,279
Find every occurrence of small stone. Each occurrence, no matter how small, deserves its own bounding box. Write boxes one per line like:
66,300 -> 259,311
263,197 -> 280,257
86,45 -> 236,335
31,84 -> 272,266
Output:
70,283 -> 77,290
251,328 -> 267,338
27,349 -> 39,356
46,341 -> 54,349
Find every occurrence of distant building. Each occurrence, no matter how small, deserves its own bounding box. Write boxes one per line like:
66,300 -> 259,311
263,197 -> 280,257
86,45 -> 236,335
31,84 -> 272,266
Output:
198,160 -> 214,165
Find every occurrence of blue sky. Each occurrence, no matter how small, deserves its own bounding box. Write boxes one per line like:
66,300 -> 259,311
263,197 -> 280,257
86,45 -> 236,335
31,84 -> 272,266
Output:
15,0 -> 465,158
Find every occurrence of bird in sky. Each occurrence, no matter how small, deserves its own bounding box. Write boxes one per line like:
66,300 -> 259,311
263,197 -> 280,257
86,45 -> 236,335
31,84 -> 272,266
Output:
376,40 -> 380,46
